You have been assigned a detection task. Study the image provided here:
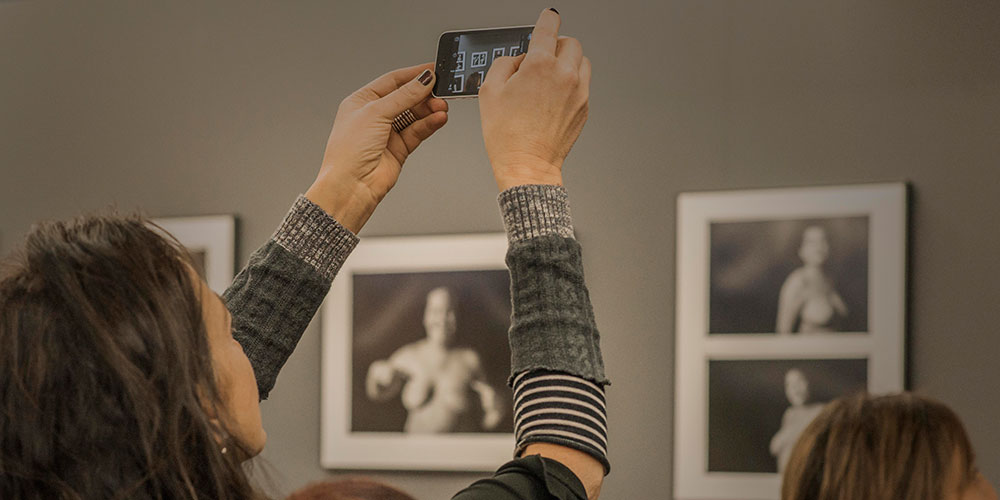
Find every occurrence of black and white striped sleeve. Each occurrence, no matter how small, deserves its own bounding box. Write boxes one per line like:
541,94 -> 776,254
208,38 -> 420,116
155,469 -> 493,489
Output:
512,369 -> 610,473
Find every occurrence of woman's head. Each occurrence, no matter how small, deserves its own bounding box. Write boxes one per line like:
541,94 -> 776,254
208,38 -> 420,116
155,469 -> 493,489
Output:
782,392 -> 996,500
784,368 -> 810,406
423,286 -> 457,346
287,478 -> 416,500
798,226 -> 829,266
0,213 -> 261,499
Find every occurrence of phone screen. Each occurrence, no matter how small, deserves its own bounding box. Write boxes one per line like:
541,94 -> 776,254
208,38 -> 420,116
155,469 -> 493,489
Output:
433,26 -> 533,98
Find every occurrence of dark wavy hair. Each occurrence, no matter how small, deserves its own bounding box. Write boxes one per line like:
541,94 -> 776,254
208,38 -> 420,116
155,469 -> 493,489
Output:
0,214 -> 260,499
782,392 -> 979,500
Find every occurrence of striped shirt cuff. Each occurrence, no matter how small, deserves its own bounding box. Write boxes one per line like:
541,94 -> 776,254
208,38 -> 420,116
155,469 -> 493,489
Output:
512,369 -> 610,474
271,195 -> 359,281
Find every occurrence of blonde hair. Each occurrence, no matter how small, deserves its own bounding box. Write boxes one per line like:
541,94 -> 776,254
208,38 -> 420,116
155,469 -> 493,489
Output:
782,392 -> 978,500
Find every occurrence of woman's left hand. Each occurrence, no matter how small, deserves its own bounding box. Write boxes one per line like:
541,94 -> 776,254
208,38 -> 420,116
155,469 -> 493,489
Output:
306,63 -> 448,233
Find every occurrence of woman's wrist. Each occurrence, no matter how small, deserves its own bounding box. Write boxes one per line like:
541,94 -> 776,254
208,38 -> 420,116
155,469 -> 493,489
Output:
491,157 -> 564,191
271,195 -> 360,282
304,178 -> 377,235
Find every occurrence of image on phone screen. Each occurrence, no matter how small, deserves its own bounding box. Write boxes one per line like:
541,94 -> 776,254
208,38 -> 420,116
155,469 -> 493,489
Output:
433,26 -> 533,98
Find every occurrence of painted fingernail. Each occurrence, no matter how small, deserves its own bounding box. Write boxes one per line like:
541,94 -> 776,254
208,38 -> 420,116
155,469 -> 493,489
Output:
549,7 -> 559,14
418,70 -> 433,86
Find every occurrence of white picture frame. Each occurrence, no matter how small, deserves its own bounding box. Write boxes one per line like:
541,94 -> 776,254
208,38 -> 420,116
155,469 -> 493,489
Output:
152,215 -> 235,295
470,50 -> 488,68
320,233 -> 515,471
673,183 -> 907,499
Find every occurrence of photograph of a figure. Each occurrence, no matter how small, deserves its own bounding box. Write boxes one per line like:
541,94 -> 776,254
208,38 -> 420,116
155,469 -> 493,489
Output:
707,358 -> 867,474
768,368 -> 824,472
709,217 -> 869,334
350,270 -> 513,434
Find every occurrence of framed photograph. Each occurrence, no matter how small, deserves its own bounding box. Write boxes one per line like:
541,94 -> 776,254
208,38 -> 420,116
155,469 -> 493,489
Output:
321,233 -> 514,471
152,215 -> 235,295
707,358 -> 868,474
674,183 -> 907,500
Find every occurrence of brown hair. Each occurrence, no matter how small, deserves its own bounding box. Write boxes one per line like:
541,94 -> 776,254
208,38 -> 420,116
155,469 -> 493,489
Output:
0,214 -> 260,499
782,392 -> 979,500
287,478 -> 416,500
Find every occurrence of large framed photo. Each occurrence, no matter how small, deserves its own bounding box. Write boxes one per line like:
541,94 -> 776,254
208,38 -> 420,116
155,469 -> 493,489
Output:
321,234 -> 514,471
152,215 -> 236,295
674,184 -> 907,499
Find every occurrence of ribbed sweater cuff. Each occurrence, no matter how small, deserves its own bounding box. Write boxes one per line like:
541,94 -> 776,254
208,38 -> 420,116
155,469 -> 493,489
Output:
271,195 -> 359,281
498,185 -> 574,244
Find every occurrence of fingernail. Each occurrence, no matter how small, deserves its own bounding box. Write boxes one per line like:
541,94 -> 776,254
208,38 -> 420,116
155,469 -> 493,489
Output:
418,70 -> 433,86
549,7 -> 559,14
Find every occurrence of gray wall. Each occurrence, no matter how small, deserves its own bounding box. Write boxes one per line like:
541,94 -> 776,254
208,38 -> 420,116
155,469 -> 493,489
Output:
2,1 -> 998,498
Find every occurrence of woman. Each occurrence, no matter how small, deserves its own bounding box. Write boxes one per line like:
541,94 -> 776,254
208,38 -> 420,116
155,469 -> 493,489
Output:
769,368 -> 825,473
782,392 -> 997,500
1,8 -> 605,500
776,225 -> 849,334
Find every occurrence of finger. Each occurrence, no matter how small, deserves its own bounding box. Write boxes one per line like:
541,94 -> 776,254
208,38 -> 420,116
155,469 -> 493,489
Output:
426,97 -> 448,114
386,111 -> 448,165
368,69 -> 436,120
358,62 -> 434,100
411,96 -> 449,119
579,56 -> 592,95
399,111 -> 448,155
527,8 -> 561,56
483,54 -> 525,88
556,36 -> 583,69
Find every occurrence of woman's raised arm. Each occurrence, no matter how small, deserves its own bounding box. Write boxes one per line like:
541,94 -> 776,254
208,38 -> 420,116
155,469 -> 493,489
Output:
224,66 -> 448,399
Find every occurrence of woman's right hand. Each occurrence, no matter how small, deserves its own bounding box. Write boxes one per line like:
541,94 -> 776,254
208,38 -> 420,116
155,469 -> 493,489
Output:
479,9 -> 591,191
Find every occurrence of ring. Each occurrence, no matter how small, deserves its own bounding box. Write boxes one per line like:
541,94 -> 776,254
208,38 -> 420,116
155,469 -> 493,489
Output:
391,109 -> 418,133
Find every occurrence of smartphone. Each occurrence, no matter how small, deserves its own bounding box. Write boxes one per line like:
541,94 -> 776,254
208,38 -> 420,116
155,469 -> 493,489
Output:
433,25 -> 534,98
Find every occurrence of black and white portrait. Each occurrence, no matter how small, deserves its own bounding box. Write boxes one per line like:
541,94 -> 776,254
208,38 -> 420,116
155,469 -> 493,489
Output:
707,358 -> 868,474
321,233 -> 513,471
350,270 -> 513,435
709,217 -> 869,335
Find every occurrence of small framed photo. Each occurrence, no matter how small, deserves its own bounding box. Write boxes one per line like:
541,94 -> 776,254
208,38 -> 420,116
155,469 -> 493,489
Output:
674,183 -> 907,500
152,215 -> 235,295
321,234 -> 514,471
450,73 -> 465,93
707,357 -> 868,475
470,50 -> 488,68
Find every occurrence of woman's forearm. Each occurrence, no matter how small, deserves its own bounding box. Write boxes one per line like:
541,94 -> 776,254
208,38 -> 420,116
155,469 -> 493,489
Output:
500,186 -> 607,385
500,184 -> 610,490
223,195 -> 358,400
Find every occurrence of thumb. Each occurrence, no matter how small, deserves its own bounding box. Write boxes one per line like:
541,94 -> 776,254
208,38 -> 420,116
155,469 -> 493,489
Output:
370,69 -> 436,120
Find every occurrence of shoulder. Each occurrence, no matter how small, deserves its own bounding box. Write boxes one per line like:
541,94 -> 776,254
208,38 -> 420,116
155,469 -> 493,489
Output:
452,456 -> 587,500
390,341 -> 424,363
455,348 -> 481,368
781,269 -> 807,290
